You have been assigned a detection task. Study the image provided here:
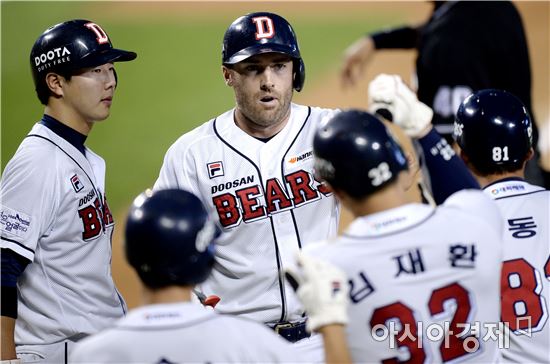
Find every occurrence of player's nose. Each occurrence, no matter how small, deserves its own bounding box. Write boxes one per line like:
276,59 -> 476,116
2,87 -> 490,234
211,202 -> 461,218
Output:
106,71 -> 117,89
260,68 -> 276,90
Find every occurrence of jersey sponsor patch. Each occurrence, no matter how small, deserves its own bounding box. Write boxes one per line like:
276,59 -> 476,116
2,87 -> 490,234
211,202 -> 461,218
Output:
207,161 -> 224,179
70,174 -> 84,192
0,205 -> 31,239
489,183 -> 526,197
288,150 -> 313,165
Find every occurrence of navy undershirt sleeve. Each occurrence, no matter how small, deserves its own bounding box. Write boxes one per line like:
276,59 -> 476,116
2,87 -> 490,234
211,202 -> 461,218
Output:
1,248 -> 30,318
417,128 -> 479,204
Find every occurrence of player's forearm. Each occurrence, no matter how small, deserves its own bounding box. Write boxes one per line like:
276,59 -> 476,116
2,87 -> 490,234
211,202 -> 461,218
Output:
318,324 -> 352,364
1,316 -> 17,359
370,25 -> 418,50
417,128 -> 479,204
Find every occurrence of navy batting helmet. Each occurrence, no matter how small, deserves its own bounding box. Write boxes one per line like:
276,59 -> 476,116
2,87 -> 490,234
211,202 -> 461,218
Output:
454,89 -> 533,175
313,109 -> 408,199
125,189 -> 217,289
30,19 -> 137,104
222,12 -> 305,91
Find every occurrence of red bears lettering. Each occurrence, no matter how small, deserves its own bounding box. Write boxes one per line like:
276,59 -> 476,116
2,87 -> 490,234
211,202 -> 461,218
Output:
212,193 -> 241,228
212,170 -> 332,229
285,170 -> 319,205
236,186 -> 266,222
78,202 -> 102,240
265,178 -> 293,213
78,196 -> 114,240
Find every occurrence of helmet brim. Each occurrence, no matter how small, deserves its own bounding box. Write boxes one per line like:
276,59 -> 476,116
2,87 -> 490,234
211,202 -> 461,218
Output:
223,43 -> 299,65
79,48 -> 137,69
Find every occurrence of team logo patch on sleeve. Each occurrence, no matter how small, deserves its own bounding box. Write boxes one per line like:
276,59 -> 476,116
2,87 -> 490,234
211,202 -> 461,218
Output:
0,205 -> 31,239
207,161 -> 224,179
70,174 -> 84,192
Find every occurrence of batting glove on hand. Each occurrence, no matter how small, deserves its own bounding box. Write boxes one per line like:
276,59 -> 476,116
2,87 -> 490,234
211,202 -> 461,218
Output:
368,74 -> 434,138
286,253 -> 349,333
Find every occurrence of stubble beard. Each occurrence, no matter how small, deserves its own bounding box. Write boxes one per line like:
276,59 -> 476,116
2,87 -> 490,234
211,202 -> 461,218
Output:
236,88 -> 293,129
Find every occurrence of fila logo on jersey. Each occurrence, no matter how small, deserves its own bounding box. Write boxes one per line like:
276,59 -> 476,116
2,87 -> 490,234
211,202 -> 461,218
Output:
70,174 -> 84,192
212,169 -> 331,228
77,190 -> 114,240
207,161 -> 224,179
252,16 -> 275,40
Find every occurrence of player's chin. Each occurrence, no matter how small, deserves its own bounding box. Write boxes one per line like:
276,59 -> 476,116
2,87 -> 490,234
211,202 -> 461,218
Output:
94,110 -> 111,122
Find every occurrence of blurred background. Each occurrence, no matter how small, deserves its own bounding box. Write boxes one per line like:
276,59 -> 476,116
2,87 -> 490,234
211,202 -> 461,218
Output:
2,1 -> 548,308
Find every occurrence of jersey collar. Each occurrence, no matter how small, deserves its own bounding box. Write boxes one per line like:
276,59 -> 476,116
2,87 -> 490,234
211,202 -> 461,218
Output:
40,114 -> 87,155
344,203 -> 434,238
483,178 -> 544,199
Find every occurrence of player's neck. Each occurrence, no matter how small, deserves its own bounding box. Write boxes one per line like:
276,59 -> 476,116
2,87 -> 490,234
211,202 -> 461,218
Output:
141,285 -> 192,306
44,104 -> 94,136
476,169 -> 525,188
341,177 -> 412,218
234,108 -> 290,139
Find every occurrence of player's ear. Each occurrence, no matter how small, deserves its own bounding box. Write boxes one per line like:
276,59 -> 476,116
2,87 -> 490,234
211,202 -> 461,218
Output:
222,66 -> 233,87
525,147 -> 535,162
45,72 -> 64,98
458,148 -> 469,164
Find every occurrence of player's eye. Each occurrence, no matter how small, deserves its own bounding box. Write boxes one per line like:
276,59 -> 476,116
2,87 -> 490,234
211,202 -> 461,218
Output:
273,63 -> 286,70
245,65 -> 259,72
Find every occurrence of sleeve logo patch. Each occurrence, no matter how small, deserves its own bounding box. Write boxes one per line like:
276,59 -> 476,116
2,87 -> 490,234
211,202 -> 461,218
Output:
0,206 -> 31,238
70,174 -> 84,192
207,161 -> 224,179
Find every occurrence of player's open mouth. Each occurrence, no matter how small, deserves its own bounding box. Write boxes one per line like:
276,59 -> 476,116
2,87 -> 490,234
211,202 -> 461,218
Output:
261,96 -> 274,101
102,97 -> 113,105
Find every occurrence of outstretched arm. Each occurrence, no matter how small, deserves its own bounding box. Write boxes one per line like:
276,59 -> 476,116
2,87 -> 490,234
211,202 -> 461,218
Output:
368,74 -> 479,204
341,26 -> 419,88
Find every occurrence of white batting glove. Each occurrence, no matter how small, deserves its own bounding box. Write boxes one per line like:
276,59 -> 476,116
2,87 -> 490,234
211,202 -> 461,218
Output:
368,74 -> 434,138
286,253 -> 349,332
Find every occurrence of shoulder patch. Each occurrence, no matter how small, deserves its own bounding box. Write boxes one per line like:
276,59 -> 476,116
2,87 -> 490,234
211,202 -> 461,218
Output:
0,205 -> 31,239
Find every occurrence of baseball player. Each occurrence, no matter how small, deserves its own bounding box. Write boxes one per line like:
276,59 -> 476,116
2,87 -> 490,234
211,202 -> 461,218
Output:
453,89 -> 549,363
340,1 -> 549,189
371,73 -> 550,362
154,11 -> 340,359
0,20 -> 136,362
300,108 -> 504,362
71,189 -> 351,363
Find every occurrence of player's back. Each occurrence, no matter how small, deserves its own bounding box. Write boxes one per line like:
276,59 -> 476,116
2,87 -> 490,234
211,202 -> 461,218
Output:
308,190 -> 503,363
70,302 -> 302,363
484,179 -> 550,363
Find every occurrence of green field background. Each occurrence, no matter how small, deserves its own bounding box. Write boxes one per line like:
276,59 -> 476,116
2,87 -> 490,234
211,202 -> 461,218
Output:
1,1 -> 415,213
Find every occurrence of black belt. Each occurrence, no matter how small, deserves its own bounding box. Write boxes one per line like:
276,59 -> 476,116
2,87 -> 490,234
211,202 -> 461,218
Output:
271,321 -> 311,343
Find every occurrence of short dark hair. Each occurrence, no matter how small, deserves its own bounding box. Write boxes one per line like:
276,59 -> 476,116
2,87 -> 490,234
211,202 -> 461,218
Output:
35,70 -> 73,105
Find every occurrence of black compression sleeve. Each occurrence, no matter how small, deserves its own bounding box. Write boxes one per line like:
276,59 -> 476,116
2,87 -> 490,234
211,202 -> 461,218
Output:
370,26 -> 418,49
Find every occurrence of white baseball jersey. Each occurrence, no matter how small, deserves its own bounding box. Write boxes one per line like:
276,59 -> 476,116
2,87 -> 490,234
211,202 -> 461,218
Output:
0,123 -> 125,347
155,103 -> 340,324
483,178 -> 550,363
306,190 -> 504,363
70,302 -> 304,363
